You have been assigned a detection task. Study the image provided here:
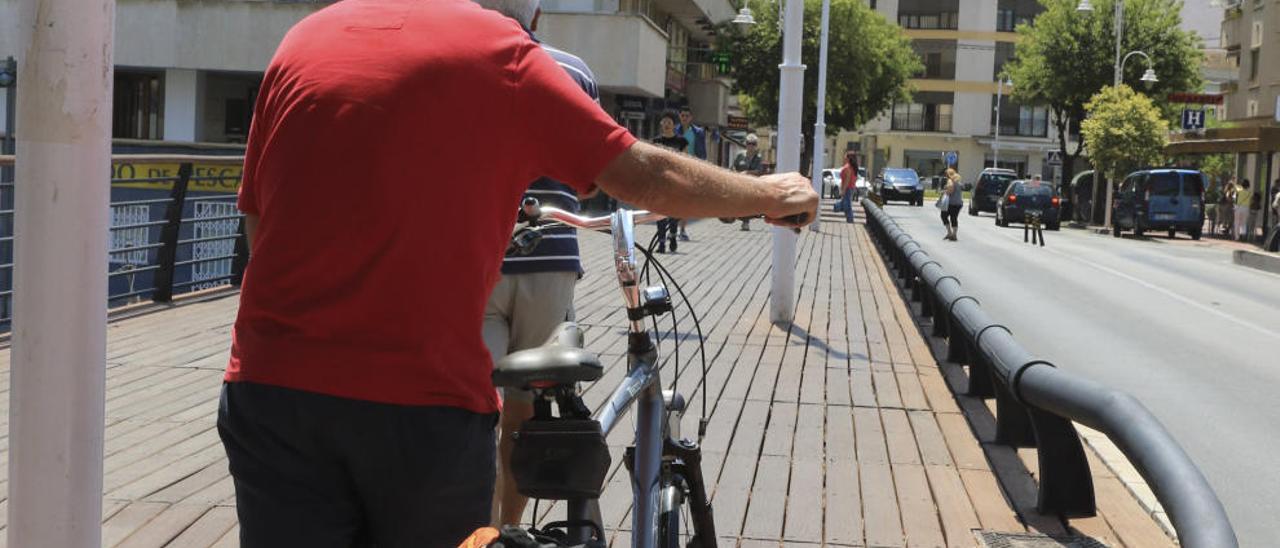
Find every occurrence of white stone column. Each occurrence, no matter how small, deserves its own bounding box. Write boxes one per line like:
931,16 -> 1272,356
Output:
163,68 -> 205,142
9,0 -> 114,545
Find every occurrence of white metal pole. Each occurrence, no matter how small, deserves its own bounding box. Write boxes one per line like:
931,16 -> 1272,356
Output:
9,0 -> 113,545
994,80 -> 1003,169
1104,0 -> 1123,229
808,0 -> 831,233
771,0 -> 806,324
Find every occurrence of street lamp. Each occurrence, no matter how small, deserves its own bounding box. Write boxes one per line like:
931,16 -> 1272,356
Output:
993,76 -> 1013,170
732,6 -> 757,27
1077,0 -> 1161,228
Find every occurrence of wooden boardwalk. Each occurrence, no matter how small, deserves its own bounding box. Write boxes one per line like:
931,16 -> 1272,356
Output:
0,203 -> 1173,547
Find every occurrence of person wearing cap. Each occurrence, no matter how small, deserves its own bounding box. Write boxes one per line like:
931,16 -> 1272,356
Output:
733,134 -> 764,230
220,1 -> 818,544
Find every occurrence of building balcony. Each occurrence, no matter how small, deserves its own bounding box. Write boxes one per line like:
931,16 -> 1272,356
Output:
891,113 -> 953,132
537,12 -> 669,97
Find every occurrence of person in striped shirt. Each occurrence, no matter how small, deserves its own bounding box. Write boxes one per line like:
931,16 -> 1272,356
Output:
474,0 -> 599,528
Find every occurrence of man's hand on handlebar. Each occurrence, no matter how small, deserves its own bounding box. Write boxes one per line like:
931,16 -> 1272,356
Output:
759,172 -> 819,229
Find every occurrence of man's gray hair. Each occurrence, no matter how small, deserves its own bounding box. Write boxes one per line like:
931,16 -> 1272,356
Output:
473,0 -> 541,31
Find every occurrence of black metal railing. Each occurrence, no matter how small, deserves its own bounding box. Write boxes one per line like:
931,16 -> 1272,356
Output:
0,154 -> 248,329
860,198 -> 1237,548
891,112 -> 953,132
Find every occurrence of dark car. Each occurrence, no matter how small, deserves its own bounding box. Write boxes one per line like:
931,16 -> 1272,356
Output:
1111,169 -> 1206,239
968,168 -> 1017,215
995,179 -> 1062,230
874,168 -> 924,206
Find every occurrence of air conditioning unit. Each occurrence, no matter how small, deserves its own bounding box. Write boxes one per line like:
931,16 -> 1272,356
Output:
1251,21 -> 1264,48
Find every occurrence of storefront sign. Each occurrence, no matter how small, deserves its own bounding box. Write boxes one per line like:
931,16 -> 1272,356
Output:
726,115 -> 749,131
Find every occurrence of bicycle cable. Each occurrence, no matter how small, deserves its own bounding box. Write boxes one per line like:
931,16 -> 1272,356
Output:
641,248 -> 709,441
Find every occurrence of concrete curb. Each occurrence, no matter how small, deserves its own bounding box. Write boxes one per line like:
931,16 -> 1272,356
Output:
1233,249 -> 1280,275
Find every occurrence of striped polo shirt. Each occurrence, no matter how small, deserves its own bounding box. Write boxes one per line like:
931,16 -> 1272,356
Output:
502,40 -> 600,275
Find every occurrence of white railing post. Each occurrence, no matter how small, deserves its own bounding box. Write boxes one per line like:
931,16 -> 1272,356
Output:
770,0 -> 806,324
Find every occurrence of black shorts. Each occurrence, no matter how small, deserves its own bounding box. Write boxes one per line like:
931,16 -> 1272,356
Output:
217,382 -> 498,548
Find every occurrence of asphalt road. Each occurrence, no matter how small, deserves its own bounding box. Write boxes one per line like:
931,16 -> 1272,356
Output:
876,202 -> 1280,546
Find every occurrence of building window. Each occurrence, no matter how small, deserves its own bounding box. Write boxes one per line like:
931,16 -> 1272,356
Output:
892,100 -> 953,132
1249,49 -> 1260,82
993,42 -> 1016,80
991,97 -> 1049,137
996,9 -> 1016,31
913,41 -> 957,79
1247,100 -> 1259,117
898,12 -> 958,29
113,71 -> 164,140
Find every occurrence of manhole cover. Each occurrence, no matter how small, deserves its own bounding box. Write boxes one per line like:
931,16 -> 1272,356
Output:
976,531 -> 1110,548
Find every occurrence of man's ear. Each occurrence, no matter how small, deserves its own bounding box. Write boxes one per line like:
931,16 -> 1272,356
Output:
531,8 -> 541,31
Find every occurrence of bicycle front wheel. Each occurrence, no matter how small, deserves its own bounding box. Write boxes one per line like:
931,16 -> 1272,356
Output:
657,472 -> 688,548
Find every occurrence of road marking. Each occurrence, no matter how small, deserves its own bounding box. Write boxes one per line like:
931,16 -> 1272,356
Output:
985,226 -> 1280,342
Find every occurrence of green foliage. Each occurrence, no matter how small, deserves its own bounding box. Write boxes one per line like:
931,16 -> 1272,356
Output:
1004,0 -> 1203,157
1080,85 -> 1169,181
721,0 -> 921,135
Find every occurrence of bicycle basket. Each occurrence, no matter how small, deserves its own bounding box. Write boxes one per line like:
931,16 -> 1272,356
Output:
511,418 -> 611,500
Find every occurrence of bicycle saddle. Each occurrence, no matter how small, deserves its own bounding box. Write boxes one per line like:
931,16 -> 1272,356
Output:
493,322 -> 604,389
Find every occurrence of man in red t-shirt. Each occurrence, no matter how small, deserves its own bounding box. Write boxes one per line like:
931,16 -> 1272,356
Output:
218,0 -> 817,545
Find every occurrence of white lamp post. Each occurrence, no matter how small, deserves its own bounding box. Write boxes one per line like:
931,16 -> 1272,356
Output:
771,0 -> 805,324
993,76 -> 1012,169
809,0 -> 832,232
1077,0 -> 1159,229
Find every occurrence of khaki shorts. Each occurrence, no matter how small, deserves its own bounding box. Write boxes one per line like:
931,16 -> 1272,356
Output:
483,271 -> 577,403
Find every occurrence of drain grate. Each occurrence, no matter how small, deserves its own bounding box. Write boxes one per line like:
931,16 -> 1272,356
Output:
976,531 -> 1111,548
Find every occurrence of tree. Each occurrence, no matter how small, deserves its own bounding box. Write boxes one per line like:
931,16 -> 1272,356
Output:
1080,84 -> 1168,185
1004,0 -> 1203,193
721,0 -> 921,174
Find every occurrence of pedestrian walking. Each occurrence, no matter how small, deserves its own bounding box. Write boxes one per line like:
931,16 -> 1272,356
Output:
838,152 -> 858,223
732,133 -> 764,231
939,168 -> 964,240
1247,186 -> 1262,243
652,111 -> 688,253
220,2 -> 817,544
1235,179 -> 1253,241
477,0 -> 599,528
1220,177 -> 1237,236
1204,179 -> 1221,235
675,106 -> 707,241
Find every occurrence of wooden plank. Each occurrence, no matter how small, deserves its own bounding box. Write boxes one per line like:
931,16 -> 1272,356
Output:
101,501 -> 169,548
741,455 -> 788,540
893,463 -> 946,547
1094,474 -> 1177,547
909,411 -> 955,467
166,506 -> 239,548
209,524 -> 239,548
859,462 -> 904,547
882,409 -> 921,466
958,468 -> 1023,533
760,403 -> 797,458
782,458 -> 823,543
115,503 -> 211,548
935,413 -> 988,471
924,465 -> 983,548
824,457 -> 864,546
897,372 -> 931,411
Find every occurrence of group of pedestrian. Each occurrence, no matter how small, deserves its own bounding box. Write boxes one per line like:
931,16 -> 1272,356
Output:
217,0 -> 819,546
1209,176 -> 1270,242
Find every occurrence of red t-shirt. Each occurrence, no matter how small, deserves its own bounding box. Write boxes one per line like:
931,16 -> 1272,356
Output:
228,0 -> 636,413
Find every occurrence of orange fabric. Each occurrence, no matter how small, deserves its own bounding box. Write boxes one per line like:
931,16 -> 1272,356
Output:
458,527 -> 501,548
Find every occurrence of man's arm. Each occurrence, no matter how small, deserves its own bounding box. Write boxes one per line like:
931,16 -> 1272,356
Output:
596,141 -> 816,226
244,213 -> 259,253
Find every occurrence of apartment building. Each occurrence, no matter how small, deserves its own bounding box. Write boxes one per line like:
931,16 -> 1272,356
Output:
825,0 -> 1064,185
1220,0 -> 1280,186
1,0 -> 740,160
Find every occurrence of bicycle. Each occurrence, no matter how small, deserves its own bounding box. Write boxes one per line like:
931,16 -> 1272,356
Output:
493,200 -> 718,548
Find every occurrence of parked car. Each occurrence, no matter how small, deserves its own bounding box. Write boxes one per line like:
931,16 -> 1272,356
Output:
1111,168 -> 1206,240
969,168 -> 1018,215
821,168 -> 841,198
874,168 -> 924,206
995,179 -> 1062,230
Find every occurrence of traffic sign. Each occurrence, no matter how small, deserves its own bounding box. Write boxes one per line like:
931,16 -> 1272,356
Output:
1181,108 -> 1206,131
1046,150 -> 1062,166
944,151 -> 958,166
